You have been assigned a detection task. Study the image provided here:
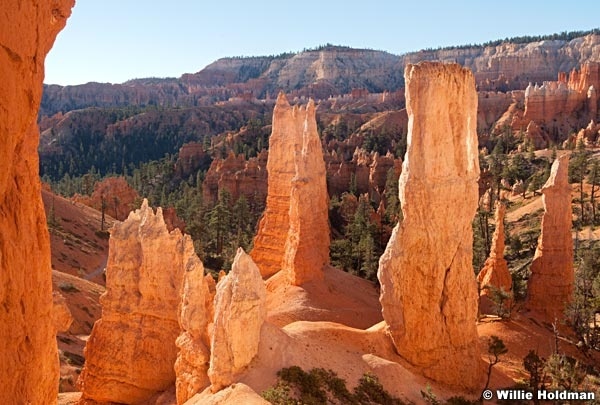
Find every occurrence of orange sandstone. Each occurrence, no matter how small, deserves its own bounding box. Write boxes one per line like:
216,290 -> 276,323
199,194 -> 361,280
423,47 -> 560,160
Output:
251,93 -> 329,281
377,62 -> 482,390
526,154 -> 574,321
477,202 -> 512,298
175,241 -> 213,404
282,99 -> 330,285
78,200 -> 185,404
209,249 -> 266,392
0,0 -> 74,403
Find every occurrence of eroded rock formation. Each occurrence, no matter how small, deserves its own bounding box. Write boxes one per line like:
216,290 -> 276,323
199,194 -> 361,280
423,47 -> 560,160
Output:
251,93 -> 330,280
175,242 -> 214,404
282,99 -> 330,285
325,148 -> 402,203
209,249 -> 266,392
78,200 -> 185,404
477,202 -> 512,300
203,150 -> 268,205
53,291 -> 74,333
0,0 -> 74,403
526,154 -> 574,320
377,62 -> 481,390
522,63 -> 600,144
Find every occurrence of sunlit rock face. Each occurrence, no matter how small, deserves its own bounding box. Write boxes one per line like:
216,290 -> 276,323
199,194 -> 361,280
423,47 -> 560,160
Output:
526,154 -> 574,321
251,92 -> 330,283
78,200 -> 185,404
377,62 -> 482,390
477,202 -> 512,299
208,249 -> 266,392
0,0 -> 74,403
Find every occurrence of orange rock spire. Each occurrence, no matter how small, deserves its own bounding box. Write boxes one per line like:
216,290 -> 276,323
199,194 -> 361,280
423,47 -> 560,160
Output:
477,202 -> 512,299
79,200 -> 186,403
377,62 -> 482,390
251,93 -> 330,283
526,154 -> 574,320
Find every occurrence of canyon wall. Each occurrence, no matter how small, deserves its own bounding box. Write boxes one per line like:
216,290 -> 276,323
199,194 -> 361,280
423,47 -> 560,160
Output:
521,62 -> 600,145
40,34 -> 600,115
377,62 -> 481,390
0,0 -> 74,403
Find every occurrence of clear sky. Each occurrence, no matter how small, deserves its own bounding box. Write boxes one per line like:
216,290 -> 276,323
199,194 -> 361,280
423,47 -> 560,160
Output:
45,0 -> 600,86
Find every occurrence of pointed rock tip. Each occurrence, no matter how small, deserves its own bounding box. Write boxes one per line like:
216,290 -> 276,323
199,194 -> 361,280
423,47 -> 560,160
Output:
275,92 -> 290,108
231,247 -> 261,277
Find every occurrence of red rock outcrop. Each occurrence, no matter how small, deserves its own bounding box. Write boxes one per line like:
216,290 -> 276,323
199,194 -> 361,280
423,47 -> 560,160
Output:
208,248 -> 266,391
53,291 -> 74,333
282,99 -> 330,285
78,200 -> 185,404
88,176 -> 140,221
377,62 -> 481,390
526,154 -> 574,320
0,0 -> 74,403
250,93 -> 312,277
175,141 -> 210,178
477,203 -> 512,301
203,150 -> 267,205
175,242 -> 214,404
325,149 -> 402,203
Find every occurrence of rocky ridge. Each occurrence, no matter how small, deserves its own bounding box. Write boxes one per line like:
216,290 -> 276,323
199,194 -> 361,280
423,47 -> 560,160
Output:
40,34 -> 600,116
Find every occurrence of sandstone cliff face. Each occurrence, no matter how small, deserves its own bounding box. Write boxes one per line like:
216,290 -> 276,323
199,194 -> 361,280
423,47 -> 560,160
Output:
175,240 -> 213,404
526,154 -> 574,320
250,93 -> 309,277
477,203 -> 512,299
522,62 -> 600,144
377,62 -> 481,390
282,99 -> 330,285
0,0 -> 73,403
209,249 -> 266,391
78,200 -> 185,404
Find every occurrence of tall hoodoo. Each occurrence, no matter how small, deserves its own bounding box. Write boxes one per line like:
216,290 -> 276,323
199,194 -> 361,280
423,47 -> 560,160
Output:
251,92 -> 329,282
78,200 -> 185,404
175,240 -> 214,405
526,154 -> 573,320
209,248 -> 266,392
283,99 -> 330,285
477,202 -> 512,298
377,62 -> 481,390
0,0 -> 74,403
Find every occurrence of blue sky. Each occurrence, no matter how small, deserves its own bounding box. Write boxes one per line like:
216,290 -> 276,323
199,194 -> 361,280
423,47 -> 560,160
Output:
45,0 -> 600,85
